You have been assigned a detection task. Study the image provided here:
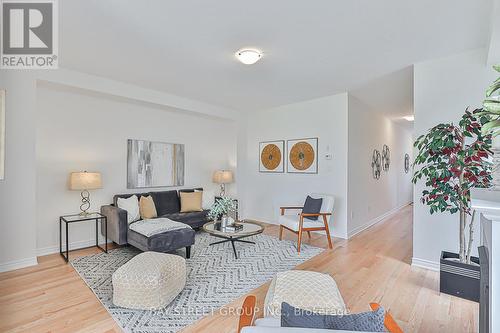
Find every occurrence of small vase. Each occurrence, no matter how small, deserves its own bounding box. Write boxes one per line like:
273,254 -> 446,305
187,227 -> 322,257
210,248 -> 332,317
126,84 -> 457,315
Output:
221,215 -> 230,228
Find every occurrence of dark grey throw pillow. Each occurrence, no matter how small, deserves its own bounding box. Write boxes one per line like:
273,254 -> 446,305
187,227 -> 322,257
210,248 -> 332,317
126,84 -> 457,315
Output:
281,302 -> 386,332
302,196 -> 323,221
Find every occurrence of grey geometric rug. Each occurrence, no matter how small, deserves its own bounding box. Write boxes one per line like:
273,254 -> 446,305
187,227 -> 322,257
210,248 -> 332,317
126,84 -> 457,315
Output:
71,231 -> 323,333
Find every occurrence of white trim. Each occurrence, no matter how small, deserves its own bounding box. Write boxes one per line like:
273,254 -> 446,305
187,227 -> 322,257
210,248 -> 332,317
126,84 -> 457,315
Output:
348,202 -> 412,238
0,257 -> 38,273
411,257 -> 440,271
37,238 -> 112,257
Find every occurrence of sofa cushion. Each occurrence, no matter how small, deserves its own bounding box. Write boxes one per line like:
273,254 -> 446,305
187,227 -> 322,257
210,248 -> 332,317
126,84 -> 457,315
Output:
127,227 -> 195,253
162,210 -> 209,228
281,302 -> 385,332
150,190 -> 180,216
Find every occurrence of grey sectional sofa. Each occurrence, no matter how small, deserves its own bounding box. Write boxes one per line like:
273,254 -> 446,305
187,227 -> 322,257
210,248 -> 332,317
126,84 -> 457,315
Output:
101,188 -> 210,258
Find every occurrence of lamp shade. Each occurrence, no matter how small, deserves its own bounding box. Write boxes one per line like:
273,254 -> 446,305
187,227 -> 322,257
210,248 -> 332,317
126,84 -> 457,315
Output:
212,170 -> 233,184
69,172 -> 102,190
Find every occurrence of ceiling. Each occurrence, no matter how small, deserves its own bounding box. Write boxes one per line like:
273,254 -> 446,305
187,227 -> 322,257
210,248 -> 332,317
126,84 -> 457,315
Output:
350,66 -> 414,130
60,0 -> 493,112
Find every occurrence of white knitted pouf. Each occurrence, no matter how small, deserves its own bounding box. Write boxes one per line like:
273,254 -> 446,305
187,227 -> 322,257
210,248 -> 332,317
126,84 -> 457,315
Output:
112,251 -> 186,310
264,270 -> 346,317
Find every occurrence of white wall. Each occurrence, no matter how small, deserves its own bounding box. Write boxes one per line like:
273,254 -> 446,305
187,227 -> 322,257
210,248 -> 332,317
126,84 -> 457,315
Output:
413,48 -> 498,269
347,96 -> 413,238
0,72 -> 39,272
238,93 -> 349,239
35,83 -> 237,255
0,69 -> 239,271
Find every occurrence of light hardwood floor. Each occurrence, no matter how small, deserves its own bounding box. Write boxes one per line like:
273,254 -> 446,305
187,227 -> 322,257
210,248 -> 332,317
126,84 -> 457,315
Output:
0,205 -> 478,333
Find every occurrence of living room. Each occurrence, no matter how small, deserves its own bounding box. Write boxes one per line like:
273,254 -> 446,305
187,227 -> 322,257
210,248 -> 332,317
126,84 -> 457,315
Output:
1,1 -> 499,333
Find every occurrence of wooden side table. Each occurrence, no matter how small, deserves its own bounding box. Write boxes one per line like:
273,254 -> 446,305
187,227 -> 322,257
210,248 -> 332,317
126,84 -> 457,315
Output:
59,212 -> 108,262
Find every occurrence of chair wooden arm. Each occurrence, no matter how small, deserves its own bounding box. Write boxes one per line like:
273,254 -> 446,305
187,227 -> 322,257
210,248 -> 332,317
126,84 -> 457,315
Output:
300,212 -> 332,217
369,303 -> 403,333
238,295 -> 257,333
280,206 -> 303,215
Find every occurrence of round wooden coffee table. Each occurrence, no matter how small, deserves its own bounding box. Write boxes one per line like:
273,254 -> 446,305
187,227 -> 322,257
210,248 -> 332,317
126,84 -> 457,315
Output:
202,220 -> 264,259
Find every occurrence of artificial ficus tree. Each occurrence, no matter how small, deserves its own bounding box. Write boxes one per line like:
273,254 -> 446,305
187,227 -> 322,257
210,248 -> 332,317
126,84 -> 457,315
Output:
412,109 -> 493,264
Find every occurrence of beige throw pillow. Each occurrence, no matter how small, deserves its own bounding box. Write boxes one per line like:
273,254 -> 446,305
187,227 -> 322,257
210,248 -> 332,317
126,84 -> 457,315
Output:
180,191 -> 203,213
139,195 -> 157,219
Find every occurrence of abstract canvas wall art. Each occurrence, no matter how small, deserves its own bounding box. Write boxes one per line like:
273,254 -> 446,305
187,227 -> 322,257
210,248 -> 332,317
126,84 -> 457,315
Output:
0,90 -> 5,180
127,139 -> 184,188
259,140 -> 285,173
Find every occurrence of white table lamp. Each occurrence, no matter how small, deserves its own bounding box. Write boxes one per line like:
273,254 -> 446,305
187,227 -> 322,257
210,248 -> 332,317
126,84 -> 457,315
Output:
212,170 -> 233,197
69,171 -> 102,215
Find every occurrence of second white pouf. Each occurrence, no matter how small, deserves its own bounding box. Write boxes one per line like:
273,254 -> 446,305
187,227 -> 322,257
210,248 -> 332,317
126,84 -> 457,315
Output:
112,251 -> 186,310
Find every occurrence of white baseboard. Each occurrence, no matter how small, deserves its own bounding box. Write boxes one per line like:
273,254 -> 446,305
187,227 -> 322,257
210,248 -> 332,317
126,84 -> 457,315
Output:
37,238 -> 112,257
411,257 -> 440,271
0,257 -> 38,273
347,202 -> 411,239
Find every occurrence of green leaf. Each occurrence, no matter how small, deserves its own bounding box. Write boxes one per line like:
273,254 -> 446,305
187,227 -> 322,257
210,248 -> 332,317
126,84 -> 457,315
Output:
482,119 -> 500,134
494,64 -> 500,73
486,80 -> 500,97
483,98 -> 500,113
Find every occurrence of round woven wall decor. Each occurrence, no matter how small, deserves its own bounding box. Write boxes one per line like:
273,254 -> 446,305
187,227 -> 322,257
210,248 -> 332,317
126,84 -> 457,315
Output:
290,141 -> 315,170
404,153 -> 410,173
382,144 -> 390,171
261,144 -> 282,170
372,149 -> 381,180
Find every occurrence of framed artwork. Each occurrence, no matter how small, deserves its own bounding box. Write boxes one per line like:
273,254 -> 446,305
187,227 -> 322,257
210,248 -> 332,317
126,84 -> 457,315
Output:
127,139 -> 185,188
259,140 -> 285,173
0,90 -> 5,180
287,138 -> 318,173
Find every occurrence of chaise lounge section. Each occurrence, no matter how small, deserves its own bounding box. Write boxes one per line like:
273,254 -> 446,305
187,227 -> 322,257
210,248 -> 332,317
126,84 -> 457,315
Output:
101,188 -> 210,257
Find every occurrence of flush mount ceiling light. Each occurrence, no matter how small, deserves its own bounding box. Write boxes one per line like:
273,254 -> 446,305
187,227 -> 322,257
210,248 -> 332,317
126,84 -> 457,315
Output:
235,49 -> 262,65
403,115 -> 415,122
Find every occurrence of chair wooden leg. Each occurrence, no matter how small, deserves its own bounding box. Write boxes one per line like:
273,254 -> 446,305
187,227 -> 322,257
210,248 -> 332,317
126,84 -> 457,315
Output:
279,225 -> 283,240
322,215 -> 333,249
297,217 -> 304,253
307,231 -> 312,239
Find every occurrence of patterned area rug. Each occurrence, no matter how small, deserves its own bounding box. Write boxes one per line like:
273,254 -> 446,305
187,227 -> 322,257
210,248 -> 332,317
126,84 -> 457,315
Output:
71,232 -> 323,333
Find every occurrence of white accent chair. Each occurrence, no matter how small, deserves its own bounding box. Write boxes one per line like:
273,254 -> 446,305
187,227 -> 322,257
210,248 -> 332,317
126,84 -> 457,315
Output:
279,193 -> 334,253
